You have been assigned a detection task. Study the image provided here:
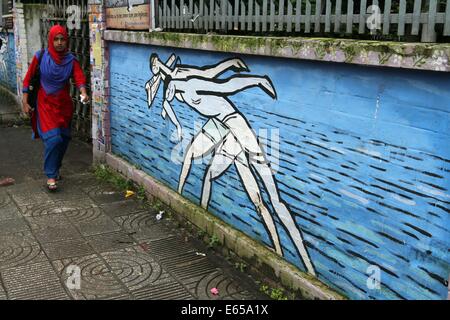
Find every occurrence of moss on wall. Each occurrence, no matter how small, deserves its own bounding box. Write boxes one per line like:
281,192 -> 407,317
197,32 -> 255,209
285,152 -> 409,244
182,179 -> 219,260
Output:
107,31 -> 450,72
135,31 -> 448,57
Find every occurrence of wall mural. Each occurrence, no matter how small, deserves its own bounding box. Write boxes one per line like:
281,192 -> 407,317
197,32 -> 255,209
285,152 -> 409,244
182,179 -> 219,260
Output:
0,30 -> 17,92
0,30 -> 9,83
108,43 -> 450,300
144,53 -> 316,275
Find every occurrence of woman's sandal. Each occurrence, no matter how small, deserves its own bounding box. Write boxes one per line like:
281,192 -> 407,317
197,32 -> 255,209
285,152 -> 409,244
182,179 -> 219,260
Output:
47,180 -> 58,191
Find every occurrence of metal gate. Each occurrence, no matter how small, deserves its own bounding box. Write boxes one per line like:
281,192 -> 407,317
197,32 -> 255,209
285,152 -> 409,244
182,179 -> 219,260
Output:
40,0 -> 91,142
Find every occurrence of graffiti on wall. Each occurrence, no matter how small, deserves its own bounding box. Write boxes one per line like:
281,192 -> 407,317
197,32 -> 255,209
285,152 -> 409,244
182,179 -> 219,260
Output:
144,53 -> 316,275
0,30 -> 9,82
0,30 -> 17,92
108,43 -> 450,300
89,3 -> 108,150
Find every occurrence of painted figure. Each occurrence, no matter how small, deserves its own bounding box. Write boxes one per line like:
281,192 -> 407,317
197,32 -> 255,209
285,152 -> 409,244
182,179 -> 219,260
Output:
145,54 -> 316,276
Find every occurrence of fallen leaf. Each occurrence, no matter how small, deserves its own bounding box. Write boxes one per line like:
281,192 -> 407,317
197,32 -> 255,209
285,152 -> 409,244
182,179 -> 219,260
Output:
125,190 -> 135,198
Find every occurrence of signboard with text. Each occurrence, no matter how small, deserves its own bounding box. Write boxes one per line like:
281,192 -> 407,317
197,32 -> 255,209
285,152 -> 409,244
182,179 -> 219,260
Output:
1,0 -> 14,29
106,0 -> 151,30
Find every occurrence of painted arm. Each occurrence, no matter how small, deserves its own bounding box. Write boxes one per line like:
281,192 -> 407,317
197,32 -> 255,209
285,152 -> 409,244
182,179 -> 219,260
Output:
161,79 -> 183,140
175,58 -> 249,79
144,55 -> 175,108
145,74 -> 161,108
162,99 -> 182,141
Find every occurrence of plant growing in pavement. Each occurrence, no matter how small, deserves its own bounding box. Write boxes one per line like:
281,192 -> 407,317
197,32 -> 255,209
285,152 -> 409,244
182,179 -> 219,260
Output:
137,185 -> 146,201
259,284 -> 291,300
208,235 -> 220,249
234,262 -> 247,273
93,164 -> 133,191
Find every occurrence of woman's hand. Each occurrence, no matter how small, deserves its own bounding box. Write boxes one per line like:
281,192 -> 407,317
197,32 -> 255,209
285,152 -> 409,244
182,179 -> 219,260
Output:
80,94 -> 90,104
21,94 -> 32,116
22,102 -> 33,115
80,88 -> 90,104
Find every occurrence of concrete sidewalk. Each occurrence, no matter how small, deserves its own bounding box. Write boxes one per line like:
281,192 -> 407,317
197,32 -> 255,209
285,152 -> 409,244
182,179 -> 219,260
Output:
0,125 -> 266,300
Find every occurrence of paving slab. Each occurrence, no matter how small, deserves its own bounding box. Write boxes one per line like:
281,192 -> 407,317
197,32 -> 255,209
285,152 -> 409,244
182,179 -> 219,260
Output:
1,261 -> 69,300
86,232 -> 137,252
26,214 -> 83,243
0,218 -> 30,235
0,245 -> 48,271
0,192 -> 22,221
0,281 -> 7,300
100,200 -> 148,218
42,238 -> 97,260
52,254 -> 129,300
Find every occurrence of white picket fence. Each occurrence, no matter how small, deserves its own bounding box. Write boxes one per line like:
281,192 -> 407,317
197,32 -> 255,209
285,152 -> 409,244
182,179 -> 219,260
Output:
158,0 -> 450,41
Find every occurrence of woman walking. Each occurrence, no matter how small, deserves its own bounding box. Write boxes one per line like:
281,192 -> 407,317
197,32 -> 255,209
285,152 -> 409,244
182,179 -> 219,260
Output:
22,25 -> 89,191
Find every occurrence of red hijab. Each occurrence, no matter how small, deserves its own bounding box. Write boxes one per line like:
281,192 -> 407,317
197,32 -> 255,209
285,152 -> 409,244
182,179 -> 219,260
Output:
48,25 -> 69,65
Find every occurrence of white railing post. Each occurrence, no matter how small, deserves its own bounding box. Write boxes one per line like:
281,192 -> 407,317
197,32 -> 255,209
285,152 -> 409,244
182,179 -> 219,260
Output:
421,0 -> 437,42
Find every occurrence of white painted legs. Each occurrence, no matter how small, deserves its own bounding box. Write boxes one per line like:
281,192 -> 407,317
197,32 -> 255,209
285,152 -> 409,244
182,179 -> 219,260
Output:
178,131 -> 215,194
177,115 -> 315,275
252,162 -> 316,276
235,160 -> 283,255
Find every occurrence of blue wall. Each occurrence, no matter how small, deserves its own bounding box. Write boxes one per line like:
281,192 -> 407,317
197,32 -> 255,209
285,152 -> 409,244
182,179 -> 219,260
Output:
108,42 -> 450,300
0,33 -> 17,92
